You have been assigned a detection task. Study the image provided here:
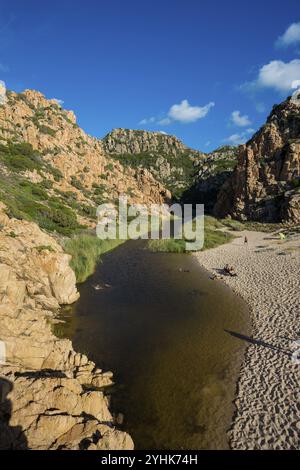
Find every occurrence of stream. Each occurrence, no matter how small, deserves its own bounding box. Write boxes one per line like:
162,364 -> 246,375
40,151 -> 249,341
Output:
57,240 -> 251,450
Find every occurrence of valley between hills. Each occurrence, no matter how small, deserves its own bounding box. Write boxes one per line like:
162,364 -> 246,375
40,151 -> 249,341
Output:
0,88 -> 299,450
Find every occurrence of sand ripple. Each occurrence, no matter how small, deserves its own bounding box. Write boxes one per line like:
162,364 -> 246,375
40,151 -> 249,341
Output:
194,231 -> 300,450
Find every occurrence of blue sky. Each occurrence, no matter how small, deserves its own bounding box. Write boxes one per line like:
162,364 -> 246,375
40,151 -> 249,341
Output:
1,0 -> 300,151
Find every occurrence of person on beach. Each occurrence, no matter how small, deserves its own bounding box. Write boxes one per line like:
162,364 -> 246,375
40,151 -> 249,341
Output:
224,264 -> 237,277
244,236 -> 248,245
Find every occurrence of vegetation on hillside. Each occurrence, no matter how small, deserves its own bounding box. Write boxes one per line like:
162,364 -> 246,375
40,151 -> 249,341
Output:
0,175 -> 83,236
0,141 -> 63,179
109,150 -> 196,199
0,141 -> 86,235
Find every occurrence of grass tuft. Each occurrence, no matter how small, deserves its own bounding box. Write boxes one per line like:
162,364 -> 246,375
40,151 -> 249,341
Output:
147,216 -> 234,253
64,235 -> 123,283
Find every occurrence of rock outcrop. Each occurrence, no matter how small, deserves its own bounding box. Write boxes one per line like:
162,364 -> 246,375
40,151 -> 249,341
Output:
103,128 -> 195,156
102,128 -> 203,197
214,98 -> 300,223
0,206 -> 133,450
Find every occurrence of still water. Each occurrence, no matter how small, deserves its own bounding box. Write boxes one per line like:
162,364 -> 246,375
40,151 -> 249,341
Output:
58,240 -> 251,449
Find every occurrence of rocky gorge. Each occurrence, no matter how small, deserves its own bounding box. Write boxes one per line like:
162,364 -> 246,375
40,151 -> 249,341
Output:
0,86 -> 300,450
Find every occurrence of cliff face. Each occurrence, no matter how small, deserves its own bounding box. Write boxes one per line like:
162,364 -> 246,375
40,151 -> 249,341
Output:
181,146 -> 238,212
214,98 -> 300,223
0,204 -> 133,450
102,128 -> 203,198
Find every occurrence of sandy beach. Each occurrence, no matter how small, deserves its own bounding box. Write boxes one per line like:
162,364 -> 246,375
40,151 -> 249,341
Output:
194,229 -> 300,450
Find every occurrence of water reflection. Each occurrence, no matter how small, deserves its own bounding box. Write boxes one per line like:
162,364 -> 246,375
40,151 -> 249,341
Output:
58,240 -> 251,449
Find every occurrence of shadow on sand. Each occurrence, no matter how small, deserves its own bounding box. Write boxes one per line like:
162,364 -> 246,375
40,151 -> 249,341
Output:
224,330 -> 291,357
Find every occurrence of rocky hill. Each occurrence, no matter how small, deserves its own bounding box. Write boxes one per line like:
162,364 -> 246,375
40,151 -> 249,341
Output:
214,98 -> 300,223
181,146 -> 239,212
0,90 -> 170,236
102,128 -> 203,198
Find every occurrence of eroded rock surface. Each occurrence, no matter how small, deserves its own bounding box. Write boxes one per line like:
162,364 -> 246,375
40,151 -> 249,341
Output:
0,209 -> 133,450
214,98 -> 300,223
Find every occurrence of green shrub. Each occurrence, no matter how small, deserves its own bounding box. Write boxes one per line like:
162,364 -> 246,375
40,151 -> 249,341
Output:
104,163 -> 114,172
38,125 -> 56,137
18,180 -> 48,200
40,179 -> 53,190
0,173 -> 82,236
6,231 -> 18,238
78,204 -> 97,218
93,183 -> 106,195
51,167 -> 63,182
291,178 -> 300,188
0,142 -> 44,172
35,245 -> 55,253
71,176 -> 84,191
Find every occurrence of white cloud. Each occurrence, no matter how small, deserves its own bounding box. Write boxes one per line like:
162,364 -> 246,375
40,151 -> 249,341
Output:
139,116 -> 155,125
168,99 -> 215,123
158,117 -> 172,126
52,98 -> 64,106
276,22 -> 300,48
257,60 -> 300,91
231,110 -> 252,127
139,99 -> 215,127
224,128 -> 254,146
225,134 -> 247,145
242,59 -> 300,93
0,80 -> 6,105
205,140 -> 211,147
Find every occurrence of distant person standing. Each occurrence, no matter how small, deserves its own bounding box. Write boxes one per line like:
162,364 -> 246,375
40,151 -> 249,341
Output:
244,235 -> 248,246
